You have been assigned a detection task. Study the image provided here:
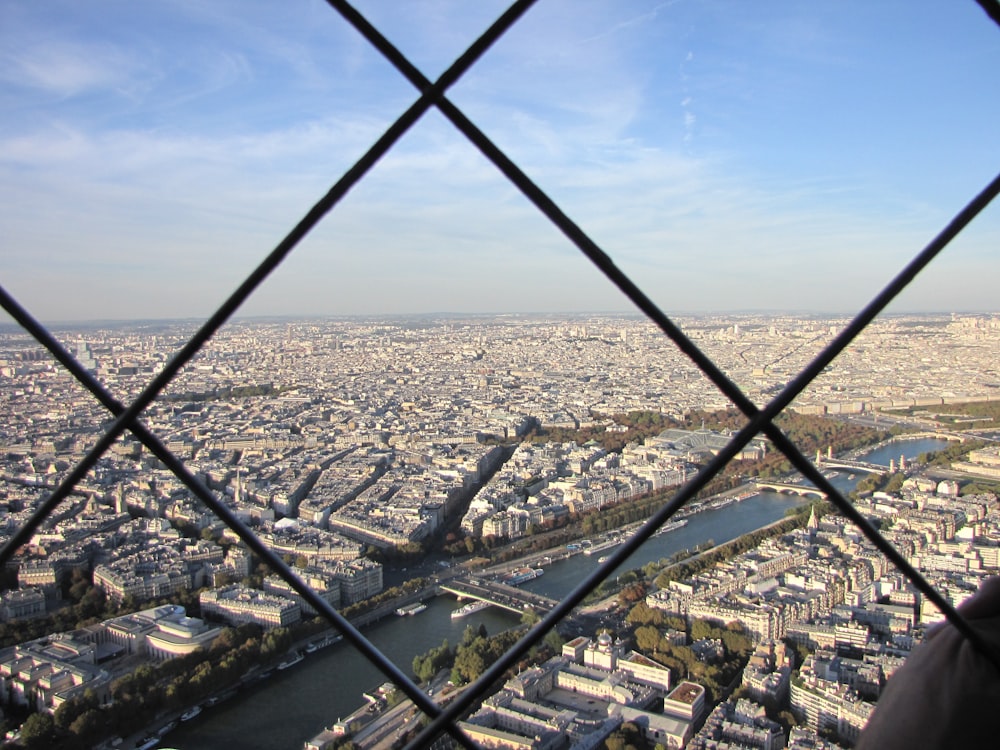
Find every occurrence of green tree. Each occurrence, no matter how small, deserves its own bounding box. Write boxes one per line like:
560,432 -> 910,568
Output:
690,619 -> 715,642
626,601 -> 663,627
214,626 -> 240,651
884,473 -> 906,493
634,625 -> 661,654
165,677 -> 191,710
413,640 -> 453,683
543,629 -> 565,654
719,627 -> 752,656
67,576 -> 92,604
54,688 -> 98,731
68,708 -> 104,745
19,712 -> 57,750
602,720 -> 644,750
660,615 -> 686,633
461,624 -> 479,646
452,643 -> 486,685
617,581 -> 646,606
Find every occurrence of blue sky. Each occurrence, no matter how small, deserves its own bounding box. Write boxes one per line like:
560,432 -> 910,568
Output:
1,0 -> 998,322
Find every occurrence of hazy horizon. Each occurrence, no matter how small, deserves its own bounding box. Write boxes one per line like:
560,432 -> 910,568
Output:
3,308 -> 997,333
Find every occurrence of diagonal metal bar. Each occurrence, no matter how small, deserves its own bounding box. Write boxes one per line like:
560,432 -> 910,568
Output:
0,283 -> 463,732
409,401 -> 792,747
975,0 -> 1000,27
408,157 -> 1000,744
341,0 -> 1000,705
331,1 -> 1000,738
726,169 -> 1000,653
325,0 -> 847,542
0,2 -> 993,747
326,2 -> 763,420
744,172 -> 1000,435
433,8 -> 1000,657
0,4 -> 539,744
0,0 -> 531,574
310,15 -> 811,742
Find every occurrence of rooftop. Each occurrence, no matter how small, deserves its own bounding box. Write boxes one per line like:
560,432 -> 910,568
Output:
667,681 -> 705,705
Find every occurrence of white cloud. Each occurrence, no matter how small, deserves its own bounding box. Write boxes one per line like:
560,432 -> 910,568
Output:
683,111 -> 697,141
0,0 -> 997,320
0,40 -> 139,97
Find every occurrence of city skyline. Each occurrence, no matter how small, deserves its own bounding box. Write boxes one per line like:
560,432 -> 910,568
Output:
2,1 -> 999,323
0,309 -> 998,748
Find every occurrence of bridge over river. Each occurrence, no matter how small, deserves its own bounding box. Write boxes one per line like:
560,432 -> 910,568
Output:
816,456 -> 888,475
753,480 -> 827,498
439,575 -> 560,616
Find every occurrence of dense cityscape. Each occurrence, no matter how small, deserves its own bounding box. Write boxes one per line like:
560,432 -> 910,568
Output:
0,312 -> 998,750
1,0 -> 997,748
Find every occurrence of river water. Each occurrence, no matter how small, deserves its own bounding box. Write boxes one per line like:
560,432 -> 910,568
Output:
168,437 -> 952,749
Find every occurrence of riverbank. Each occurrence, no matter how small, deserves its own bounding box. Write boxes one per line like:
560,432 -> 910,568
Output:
131,497 -> 801,750
166,437 -> 956,749
318,502 -> 816,749
162,493 -> 809,750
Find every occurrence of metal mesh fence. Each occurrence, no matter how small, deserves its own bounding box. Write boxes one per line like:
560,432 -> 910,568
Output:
1,1 -> 999,748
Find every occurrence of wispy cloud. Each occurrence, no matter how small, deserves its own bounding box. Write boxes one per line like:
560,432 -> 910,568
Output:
0,40 -> 139,98
1,0 -> 998,321
683,111 -> 697,143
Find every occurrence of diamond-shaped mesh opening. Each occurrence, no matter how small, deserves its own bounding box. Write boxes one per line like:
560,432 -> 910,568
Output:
1,1 -> 999,748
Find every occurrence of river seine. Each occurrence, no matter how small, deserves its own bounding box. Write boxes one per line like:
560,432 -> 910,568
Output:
168,437 -> 953,749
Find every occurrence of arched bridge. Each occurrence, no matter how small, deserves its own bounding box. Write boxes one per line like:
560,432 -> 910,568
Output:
900,431 -> 969,443
754,480 -> 827,499
439,575 -> 559,617
816,457 -> 888,475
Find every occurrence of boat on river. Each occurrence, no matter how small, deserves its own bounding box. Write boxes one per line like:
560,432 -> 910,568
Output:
583,538 -> 621,556
450,600 -> 490,619
277,652 -> 304,670
171,490 -> 817,749
395,602 -> 428,616
180,705 -> 202,722
205,688 -> 237,707
653,518 -> 689,537
500,568 -> 544,586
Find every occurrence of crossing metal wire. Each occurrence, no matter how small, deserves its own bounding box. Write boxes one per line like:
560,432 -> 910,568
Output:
1,1 -> 999,747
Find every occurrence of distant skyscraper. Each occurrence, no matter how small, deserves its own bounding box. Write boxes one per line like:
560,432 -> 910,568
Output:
76,339 -> 97,371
